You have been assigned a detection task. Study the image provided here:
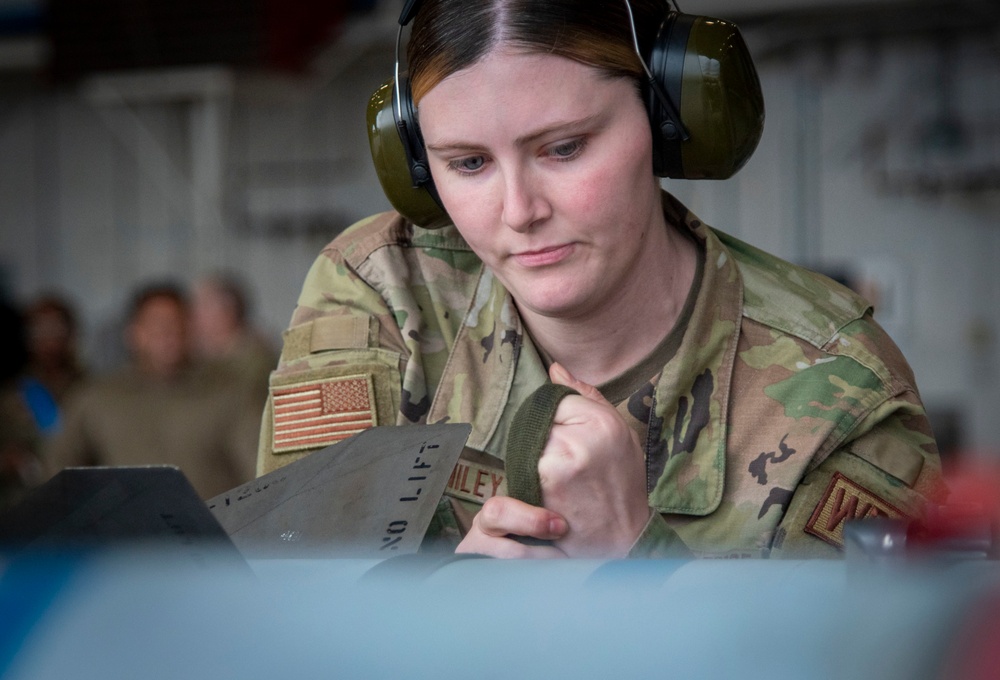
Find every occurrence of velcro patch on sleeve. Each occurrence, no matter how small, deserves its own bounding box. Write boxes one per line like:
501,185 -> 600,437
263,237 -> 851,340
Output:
804,472 -> 904,549
310,316 -> 374,352
271,374 -> 377,454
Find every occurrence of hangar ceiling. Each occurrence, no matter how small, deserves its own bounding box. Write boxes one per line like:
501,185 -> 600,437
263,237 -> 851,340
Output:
0,0 -> 997,84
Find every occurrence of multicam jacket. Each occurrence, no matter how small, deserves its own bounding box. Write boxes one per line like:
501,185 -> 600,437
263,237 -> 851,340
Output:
257,192 -> 943,558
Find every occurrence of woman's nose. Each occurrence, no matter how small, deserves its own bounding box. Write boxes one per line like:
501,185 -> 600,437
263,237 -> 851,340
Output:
500,167 -> 550,232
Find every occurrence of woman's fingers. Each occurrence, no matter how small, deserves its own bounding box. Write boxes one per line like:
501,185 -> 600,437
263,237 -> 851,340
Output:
549,361 -> 607,404
537,363 -> 650,557
455,496 -> 570,559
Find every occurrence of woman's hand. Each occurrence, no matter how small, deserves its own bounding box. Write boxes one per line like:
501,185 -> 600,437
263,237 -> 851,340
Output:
455,362 -> 651,559
538,362 -> 651,558
455,496 -> 570,558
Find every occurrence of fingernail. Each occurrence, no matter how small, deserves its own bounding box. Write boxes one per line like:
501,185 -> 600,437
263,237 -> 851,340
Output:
549,517 -> 568,536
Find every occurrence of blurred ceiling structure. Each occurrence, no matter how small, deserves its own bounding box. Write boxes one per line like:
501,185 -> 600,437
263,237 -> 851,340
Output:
1,0 -> 998,193
722,0 -> 1000,59
0,0 -> 365,86
1,0 -> 998,87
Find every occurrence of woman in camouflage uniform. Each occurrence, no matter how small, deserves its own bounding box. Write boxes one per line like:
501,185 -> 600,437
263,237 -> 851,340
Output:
258,0 -> 943,558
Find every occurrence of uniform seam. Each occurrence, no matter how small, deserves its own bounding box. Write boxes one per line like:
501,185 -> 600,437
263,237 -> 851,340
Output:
331,220 -> 474,272
821,322 -> 904,395
741,305 -> 867,351
716,229 -> 872,350
807,385 -> 905,474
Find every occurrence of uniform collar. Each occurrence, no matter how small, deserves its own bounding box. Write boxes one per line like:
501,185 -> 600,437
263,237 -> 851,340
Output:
645,193 -> 743,515
427,265 -> 524,452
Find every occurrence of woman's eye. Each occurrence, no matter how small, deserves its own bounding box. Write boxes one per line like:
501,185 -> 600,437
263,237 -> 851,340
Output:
450,156 -> 486,173
548,139 -> 586,160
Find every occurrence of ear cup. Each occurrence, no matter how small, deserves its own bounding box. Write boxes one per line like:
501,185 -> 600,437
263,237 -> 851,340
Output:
646,14 -> 765,179
366,77 -> 450,229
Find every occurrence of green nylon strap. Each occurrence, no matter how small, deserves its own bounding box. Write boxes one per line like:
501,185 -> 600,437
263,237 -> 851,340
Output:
505,383 -> 579,507
503,382 -> 692,557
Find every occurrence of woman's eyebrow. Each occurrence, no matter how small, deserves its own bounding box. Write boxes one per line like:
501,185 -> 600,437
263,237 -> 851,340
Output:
512,113 -> 602,147
425,113 -> 603,153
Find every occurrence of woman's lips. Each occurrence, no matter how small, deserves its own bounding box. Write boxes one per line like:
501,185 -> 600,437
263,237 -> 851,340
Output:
511,243 -> 574,268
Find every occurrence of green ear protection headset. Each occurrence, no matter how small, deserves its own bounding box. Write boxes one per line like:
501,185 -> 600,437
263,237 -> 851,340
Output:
366,0 -> 765,229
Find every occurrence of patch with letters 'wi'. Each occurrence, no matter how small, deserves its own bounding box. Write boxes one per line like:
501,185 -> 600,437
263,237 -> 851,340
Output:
271,374 -> 377,454
805,472 -> 904,549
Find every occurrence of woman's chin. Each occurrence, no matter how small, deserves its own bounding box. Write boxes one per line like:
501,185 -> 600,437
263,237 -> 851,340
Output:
513,291 -> 595,320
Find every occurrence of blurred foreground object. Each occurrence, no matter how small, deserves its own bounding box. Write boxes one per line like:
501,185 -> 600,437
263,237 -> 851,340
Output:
3,424 -> 469,560
2,549 -> 999,680
2,430 -> 1000,679
0,465 -> 243,563
207,423 -> 469,557
846,459 -> 1000,562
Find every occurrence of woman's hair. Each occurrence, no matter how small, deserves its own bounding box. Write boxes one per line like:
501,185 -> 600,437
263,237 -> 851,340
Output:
408,0 -> 670,104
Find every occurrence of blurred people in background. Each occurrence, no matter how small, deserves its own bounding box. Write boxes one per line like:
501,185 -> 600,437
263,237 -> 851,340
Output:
0,298 -> 43,513
46,282 -> 260,499
21,294 -> 87,436
190,272 -> 277,410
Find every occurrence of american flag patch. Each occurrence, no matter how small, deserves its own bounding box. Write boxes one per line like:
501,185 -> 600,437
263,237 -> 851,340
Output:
271,374 -> 377,454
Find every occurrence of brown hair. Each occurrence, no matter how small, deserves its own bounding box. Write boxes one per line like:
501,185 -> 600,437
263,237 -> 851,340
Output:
26,294 -> 78,339
408,0 -> 670,104
127,281 -> 188,322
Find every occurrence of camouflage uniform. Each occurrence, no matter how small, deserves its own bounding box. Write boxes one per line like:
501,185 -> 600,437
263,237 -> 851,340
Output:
258,192 -> 943,558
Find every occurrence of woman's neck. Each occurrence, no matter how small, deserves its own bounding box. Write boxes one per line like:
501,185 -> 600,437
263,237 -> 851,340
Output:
520,219 -> 699,387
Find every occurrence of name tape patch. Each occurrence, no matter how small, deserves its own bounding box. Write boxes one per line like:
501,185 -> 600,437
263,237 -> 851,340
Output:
805,472 -> 904,549
445,458 -> 506,504
271,374 -> 377,454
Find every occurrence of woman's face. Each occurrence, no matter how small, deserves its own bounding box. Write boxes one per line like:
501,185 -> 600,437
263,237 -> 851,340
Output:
417,49 -> 665,322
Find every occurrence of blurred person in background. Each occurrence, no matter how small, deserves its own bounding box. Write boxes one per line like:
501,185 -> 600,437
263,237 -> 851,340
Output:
190,272 -> 277,411
46,282 -> 260,499
20,294 -> 87,436
0,298 -> 43,513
